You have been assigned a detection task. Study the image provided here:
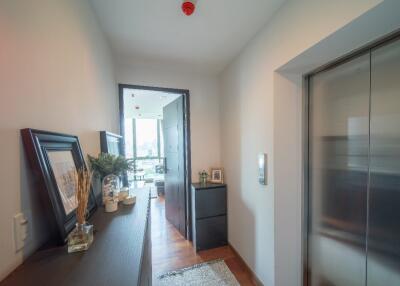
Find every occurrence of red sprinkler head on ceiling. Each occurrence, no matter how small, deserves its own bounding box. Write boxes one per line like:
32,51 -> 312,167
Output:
182,1 -> 195,16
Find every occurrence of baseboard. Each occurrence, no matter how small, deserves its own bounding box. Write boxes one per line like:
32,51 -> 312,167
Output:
228,243 -> 264,286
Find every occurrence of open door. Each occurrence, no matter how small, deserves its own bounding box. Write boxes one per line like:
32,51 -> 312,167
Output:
163,96 -> 186,236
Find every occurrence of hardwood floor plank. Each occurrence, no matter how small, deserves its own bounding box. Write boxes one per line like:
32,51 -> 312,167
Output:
151,195 -> 256,285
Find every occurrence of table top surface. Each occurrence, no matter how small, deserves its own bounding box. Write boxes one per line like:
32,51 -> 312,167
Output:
192,182 -> 227,190
1,189 -> 151,286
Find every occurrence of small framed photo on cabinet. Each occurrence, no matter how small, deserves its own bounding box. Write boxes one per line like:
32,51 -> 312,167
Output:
210,168 -> 224,183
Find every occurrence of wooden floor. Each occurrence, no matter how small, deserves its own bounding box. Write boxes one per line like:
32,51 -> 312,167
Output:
151,195 -> 256,285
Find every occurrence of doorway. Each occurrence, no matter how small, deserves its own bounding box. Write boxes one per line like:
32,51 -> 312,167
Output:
119,84 -> 192,239
304,33 -> 400,286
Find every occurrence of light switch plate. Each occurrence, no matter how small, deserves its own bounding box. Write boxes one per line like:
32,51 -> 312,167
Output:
14,213 -> 29,252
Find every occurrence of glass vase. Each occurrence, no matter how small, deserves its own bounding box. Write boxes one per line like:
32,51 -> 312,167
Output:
67,222 -> 94,253
102,174 -> 121,203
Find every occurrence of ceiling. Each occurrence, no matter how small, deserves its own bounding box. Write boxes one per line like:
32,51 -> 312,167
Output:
89,0 -> 286,74
123,88 -> 181,119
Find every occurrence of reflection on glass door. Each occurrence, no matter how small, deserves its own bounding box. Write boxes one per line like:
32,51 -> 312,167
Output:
367,37 -> 400,286
308,53 -> 370,286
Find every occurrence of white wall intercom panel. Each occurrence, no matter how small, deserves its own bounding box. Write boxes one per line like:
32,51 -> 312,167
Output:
258,153 -> 267,185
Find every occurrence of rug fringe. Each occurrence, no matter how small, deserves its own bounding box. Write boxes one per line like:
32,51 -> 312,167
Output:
157,259 -> 224,279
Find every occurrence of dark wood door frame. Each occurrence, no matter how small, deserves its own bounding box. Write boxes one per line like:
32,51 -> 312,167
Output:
118,83 -> 192,240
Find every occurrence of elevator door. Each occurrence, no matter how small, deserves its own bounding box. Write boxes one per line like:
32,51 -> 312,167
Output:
367,38 -> 400,285
308,53 -> 370,286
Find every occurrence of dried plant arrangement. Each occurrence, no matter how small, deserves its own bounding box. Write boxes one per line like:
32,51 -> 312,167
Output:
73,168 -> 93,224
68,168 -> 94,253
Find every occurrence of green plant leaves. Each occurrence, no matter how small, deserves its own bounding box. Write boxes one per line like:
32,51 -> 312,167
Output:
87,153 -> 134,179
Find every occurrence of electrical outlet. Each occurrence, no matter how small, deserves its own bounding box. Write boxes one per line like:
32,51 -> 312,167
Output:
14,213 -> 29,252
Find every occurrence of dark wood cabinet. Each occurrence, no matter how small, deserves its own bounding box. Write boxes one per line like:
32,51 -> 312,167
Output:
0,190 -> 152,286
191,183 -> 227,251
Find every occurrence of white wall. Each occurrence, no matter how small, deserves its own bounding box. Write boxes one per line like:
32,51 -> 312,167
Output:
3,0 -> 399,284
219,1 -> 386,285
115,60 -> 221,181
0,0 -> 118,280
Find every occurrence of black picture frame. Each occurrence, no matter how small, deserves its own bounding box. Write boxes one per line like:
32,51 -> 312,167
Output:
21,129 -> 97,243
99,131 -> 128,187
99,131 -> 123,156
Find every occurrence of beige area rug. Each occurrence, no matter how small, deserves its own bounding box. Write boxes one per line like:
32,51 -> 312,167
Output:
156,260 -> 240,286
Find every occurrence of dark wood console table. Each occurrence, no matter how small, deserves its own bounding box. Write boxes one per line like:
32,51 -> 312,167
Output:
0,189 -> 152,286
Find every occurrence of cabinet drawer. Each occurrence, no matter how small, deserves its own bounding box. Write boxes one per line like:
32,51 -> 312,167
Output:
194,215 -> 227,251
194,187 -> 226,219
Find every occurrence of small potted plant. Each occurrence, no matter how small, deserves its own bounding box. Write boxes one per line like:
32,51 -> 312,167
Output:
88,153 -> 134,180
88,153 -> 134,208
198,170 -> 209,186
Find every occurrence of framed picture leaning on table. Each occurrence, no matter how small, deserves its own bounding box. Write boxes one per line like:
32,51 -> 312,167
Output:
21,129 -> 97,243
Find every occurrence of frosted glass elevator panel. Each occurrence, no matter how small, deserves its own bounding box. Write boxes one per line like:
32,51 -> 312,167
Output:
308,54 -> 370,286
367,39 -> 400,285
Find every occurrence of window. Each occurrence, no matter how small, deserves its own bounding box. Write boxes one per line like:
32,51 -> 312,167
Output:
135,119 -> 158,157
124,118 -> 165,180
124,119 -> 134,158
